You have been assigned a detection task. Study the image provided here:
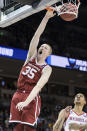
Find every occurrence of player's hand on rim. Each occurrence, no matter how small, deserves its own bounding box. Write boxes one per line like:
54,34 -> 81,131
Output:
45,10 -> 56,19
16,102 -> 28,111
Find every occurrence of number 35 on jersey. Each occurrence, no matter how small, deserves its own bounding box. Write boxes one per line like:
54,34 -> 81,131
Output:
22,66 -> 37,79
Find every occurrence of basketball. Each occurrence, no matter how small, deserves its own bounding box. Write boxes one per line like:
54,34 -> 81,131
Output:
59,3 -> 78,21
60,13 -> 77,21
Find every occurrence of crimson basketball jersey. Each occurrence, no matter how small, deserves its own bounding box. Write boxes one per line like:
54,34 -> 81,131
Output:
64,110 -> 87,131
17,58 -> 47,92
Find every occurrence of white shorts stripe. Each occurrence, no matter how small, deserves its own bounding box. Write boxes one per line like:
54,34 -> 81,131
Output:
9,120 -> 37,126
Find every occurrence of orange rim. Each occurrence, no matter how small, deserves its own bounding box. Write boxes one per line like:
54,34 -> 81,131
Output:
45,6 -> 54,11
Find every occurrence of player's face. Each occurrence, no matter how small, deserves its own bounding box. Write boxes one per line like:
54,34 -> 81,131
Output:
38,44 -> 51,58
74,93 -> 86,106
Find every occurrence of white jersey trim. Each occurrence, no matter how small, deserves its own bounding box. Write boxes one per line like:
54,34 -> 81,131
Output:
35,96 -> 38,120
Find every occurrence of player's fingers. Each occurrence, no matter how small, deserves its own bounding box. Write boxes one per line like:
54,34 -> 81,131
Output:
18,108 -> 20,111
65,106 -> 72,112
20,106 -> 23,110
17,106 -> 20,110
18,105 -> 23,110
69,106 -> 72,109
16,105 -> 18,109
16,104 -> 21,111
16,105 -> 20,110
18,106 -> 22,111
67,106 -> 72,110
17,107 -> 20,111
66,106 -> 72,109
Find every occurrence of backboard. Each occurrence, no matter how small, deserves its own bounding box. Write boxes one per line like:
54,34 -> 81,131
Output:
0,0 -> 60,28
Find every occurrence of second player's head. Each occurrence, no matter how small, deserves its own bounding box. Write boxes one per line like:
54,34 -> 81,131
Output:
38,43 -> 52,59
74,93 -> 86,106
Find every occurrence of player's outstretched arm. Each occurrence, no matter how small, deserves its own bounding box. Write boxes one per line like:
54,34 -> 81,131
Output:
53,110 -> 66,131
16,65 -> 52,111
69,123 -> 87,130
53,106 -> 72,131
24,11 -> 55,65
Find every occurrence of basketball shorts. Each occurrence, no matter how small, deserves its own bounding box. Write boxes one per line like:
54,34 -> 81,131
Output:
9,91 -> 41,127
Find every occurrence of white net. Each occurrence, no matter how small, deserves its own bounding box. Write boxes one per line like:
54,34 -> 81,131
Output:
61,0 -> 80,5
56,0 -> 80,18
56,3 -> 78,18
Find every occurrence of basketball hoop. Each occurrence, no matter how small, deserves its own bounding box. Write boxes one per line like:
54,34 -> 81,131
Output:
46,0 -> 80,21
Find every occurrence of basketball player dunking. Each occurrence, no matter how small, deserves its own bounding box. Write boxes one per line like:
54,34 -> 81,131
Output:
9,10 -> 55,131
53,93 -> 87,131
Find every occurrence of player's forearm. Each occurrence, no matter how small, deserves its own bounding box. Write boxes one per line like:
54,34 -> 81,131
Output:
54,106 -> 72,131
80,124 -> 87,130
53,109 -> 67,131
24,80 -> 47,105
35,15 -> 49,37
29,15 -> 49,50
53,117 -> 65,131
69,123 -> 87,130
24,68 -> 51,105
24,85 -> 41,105
26,14 -> 50,59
